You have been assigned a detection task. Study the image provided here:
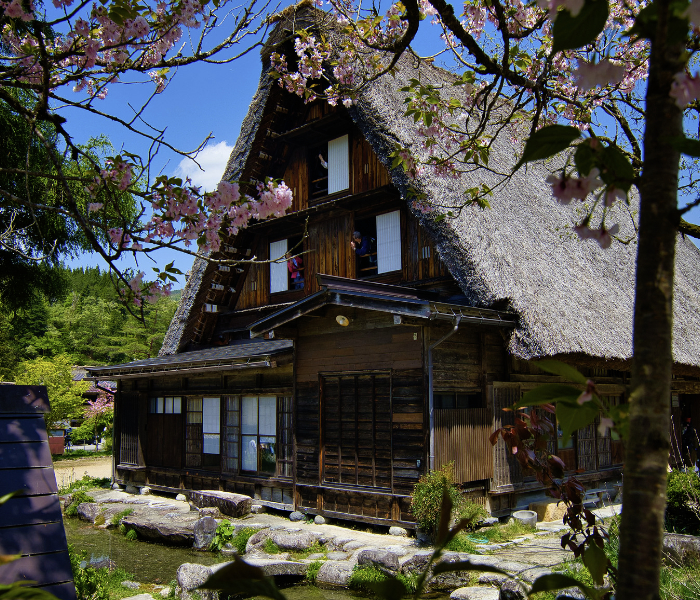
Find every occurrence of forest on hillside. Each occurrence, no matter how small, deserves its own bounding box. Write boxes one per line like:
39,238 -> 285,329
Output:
0,266 -> 179,379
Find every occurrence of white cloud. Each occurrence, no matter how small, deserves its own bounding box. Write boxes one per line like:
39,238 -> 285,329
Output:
174,140 -> 233,192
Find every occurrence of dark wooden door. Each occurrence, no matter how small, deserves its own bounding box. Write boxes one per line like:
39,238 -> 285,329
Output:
147,414 -> 183,468
321,372 -> 392,489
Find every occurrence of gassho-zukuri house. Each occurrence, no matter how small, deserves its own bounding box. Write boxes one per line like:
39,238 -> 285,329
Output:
87,6 -> 700,526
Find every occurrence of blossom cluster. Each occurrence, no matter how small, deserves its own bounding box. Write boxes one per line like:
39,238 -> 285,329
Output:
2,0 -> 212,102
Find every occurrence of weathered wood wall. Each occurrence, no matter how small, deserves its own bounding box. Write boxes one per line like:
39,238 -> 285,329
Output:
292,311 -> 425,524
434,408 -> 493,483
0,385 -> 76,600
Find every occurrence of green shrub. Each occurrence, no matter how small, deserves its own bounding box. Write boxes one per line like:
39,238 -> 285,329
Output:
65,490 -> 95,517
396,571 -> 419,593
446,533 -> 479,553
125,529 -> 138,541
119,523 -> 127,535
59,474 -> 110,495
666,469 -> 700,535
290,541 -> 326,559
210,522 -> 258,553
482,519 -> 535,543
305,560 -> 324,584
69,544 -> 109,600
348,565 -> 391,593
263,538 -> 280,554
410,462 -> 464,536
94,512 -> 105,526
110,508 -> 134,526
457,499 -> 489,531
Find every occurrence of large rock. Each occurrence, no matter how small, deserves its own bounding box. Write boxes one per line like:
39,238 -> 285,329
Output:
239,557 -> 308,577
77,502 -> 100,523
246,528 -> 321,553
193,517 -> 218,550
400,550 -> 433,574
450,587 -> 500,600
555,588 -> 586,600
499,579 -> 526,600
316,560 -> 354,586
357,548 -> 401,572
123,512 -> 200,546
188,491 -> 252,518
176,563 -> 217,600
663,533 -> 700,565
529,500 -> 567,523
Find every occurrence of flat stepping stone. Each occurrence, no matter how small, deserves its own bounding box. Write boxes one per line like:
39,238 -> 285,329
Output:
228,557 -> 307,577
316,560 -> 354,586
188,491 -> 252,518
477,573 -> 510,586
450,587 -> 500,600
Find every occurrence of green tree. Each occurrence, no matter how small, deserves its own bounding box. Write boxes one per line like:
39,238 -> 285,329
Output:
13,354 -> 89,429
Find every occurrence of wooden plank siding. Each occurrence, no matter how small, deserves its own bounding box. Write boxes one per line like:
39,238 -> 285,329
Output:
435,408 -> 493,483
0,385 -> 76,600
296,325 -> 422,383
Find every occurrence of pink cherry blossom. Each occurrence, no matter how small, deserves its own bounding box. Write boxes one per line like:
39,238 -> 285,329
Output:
598,417 -> 614,436
547,168 -> 602,203
88,202 -> 103,212
670,72 -> 700,108
574,60 -> 626,92
685,0 -> 700,25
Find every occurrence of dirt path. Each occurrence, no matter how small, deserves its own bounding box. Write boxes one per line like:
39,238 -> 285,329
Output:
53,455 -> 112,490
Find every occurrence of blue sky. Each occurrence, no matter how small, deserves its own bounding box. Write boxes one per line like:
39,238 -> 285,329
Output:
59,4 -> 700,286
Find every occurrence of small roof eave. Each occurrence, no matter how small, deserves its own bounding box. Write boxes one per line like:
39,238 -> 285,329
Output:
249,275 -> 516,337
85,340 -> 293,379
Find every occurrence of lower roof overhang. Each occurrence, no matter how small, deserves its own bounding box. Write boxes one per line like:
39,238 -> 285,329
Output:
249,274 -> 517,337
85,339 -> 293,379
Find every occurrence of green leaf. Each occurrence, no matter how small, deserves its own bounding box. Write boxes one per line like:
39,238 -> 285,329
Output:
528,573 -> 597,598
582,543 -> 608,586
574,142 -> 596,177
196,556 -> 287,600
0,490 -> 21,505
366,576 -> 407,600
556,400 -> 599,446
552,0 -> 609,53
600,145 -> 635,191
534,360 -> 588,384
518,384 -> 582,408
0,582 -> 63,600
669,136 -> 700,157
514,125 -> 580,170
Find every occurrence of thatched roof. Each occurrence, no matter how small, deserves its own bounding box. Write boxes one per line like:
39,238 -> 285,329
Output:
161,4 -> 700,370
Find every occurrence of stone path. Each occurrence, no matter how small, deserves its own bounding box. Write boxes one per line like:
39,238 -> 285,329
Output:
67,487 -> 622,600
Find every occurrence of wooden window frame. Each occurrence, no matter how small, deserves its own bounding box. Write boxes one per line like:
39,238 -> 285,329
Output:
222,394 -> 293,479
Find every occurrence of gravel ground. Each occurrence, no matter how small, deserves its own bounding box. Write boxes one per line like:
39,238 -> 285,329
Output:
53,455 -> 113,489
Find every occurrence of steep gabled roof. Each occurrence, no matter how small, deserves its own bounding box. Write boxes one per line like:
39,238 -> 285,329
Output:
161,4 -> 700,370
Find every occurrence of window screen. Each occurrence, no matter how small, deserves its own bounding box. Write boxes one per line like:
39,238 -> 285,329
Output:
269,239 -> 288,293
376,210 -> 401,273
202,397 -> 220,455
328,135 -> 349,193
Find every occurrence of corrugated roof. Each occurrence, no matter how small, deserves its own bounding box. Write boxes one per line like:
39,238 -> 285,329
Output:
87,340 -> 293,377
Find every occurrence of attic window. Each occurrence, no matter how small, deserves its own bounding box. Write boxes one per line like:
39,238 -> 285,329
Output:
269,236 -> 304,294
204,303 -> 218,313
355,210 -> 402,277
310,134 -> 349,200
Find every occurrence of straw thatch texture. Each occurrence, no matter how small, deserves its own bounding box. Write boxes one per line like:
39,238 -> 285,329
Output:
161,4 -> 700,369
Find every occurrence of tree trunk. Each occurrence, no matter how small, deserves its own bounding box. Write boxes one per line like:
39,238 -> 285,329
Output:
617,0 -> 684,597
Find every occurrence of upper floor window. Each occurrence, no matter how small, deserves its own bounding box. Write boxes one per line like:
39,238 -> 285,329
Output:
270,237 -> 305,294
354,210 -> 402,276
310,134 -> 349,200
434,392 -> 484,409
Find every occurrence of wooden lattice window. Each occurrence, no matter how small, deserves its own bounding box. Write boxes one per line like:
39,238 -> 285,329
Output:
185,398 -> 203,468
321,372 -> 392,489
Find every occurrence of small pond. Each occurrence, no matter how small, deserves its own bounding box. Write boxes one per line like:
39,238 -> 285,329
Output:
63,519 -> 449,600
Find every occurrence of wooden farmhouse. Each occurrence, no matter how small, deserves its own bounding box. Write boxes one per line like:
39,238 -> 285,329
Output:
87,7 -> 700,525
